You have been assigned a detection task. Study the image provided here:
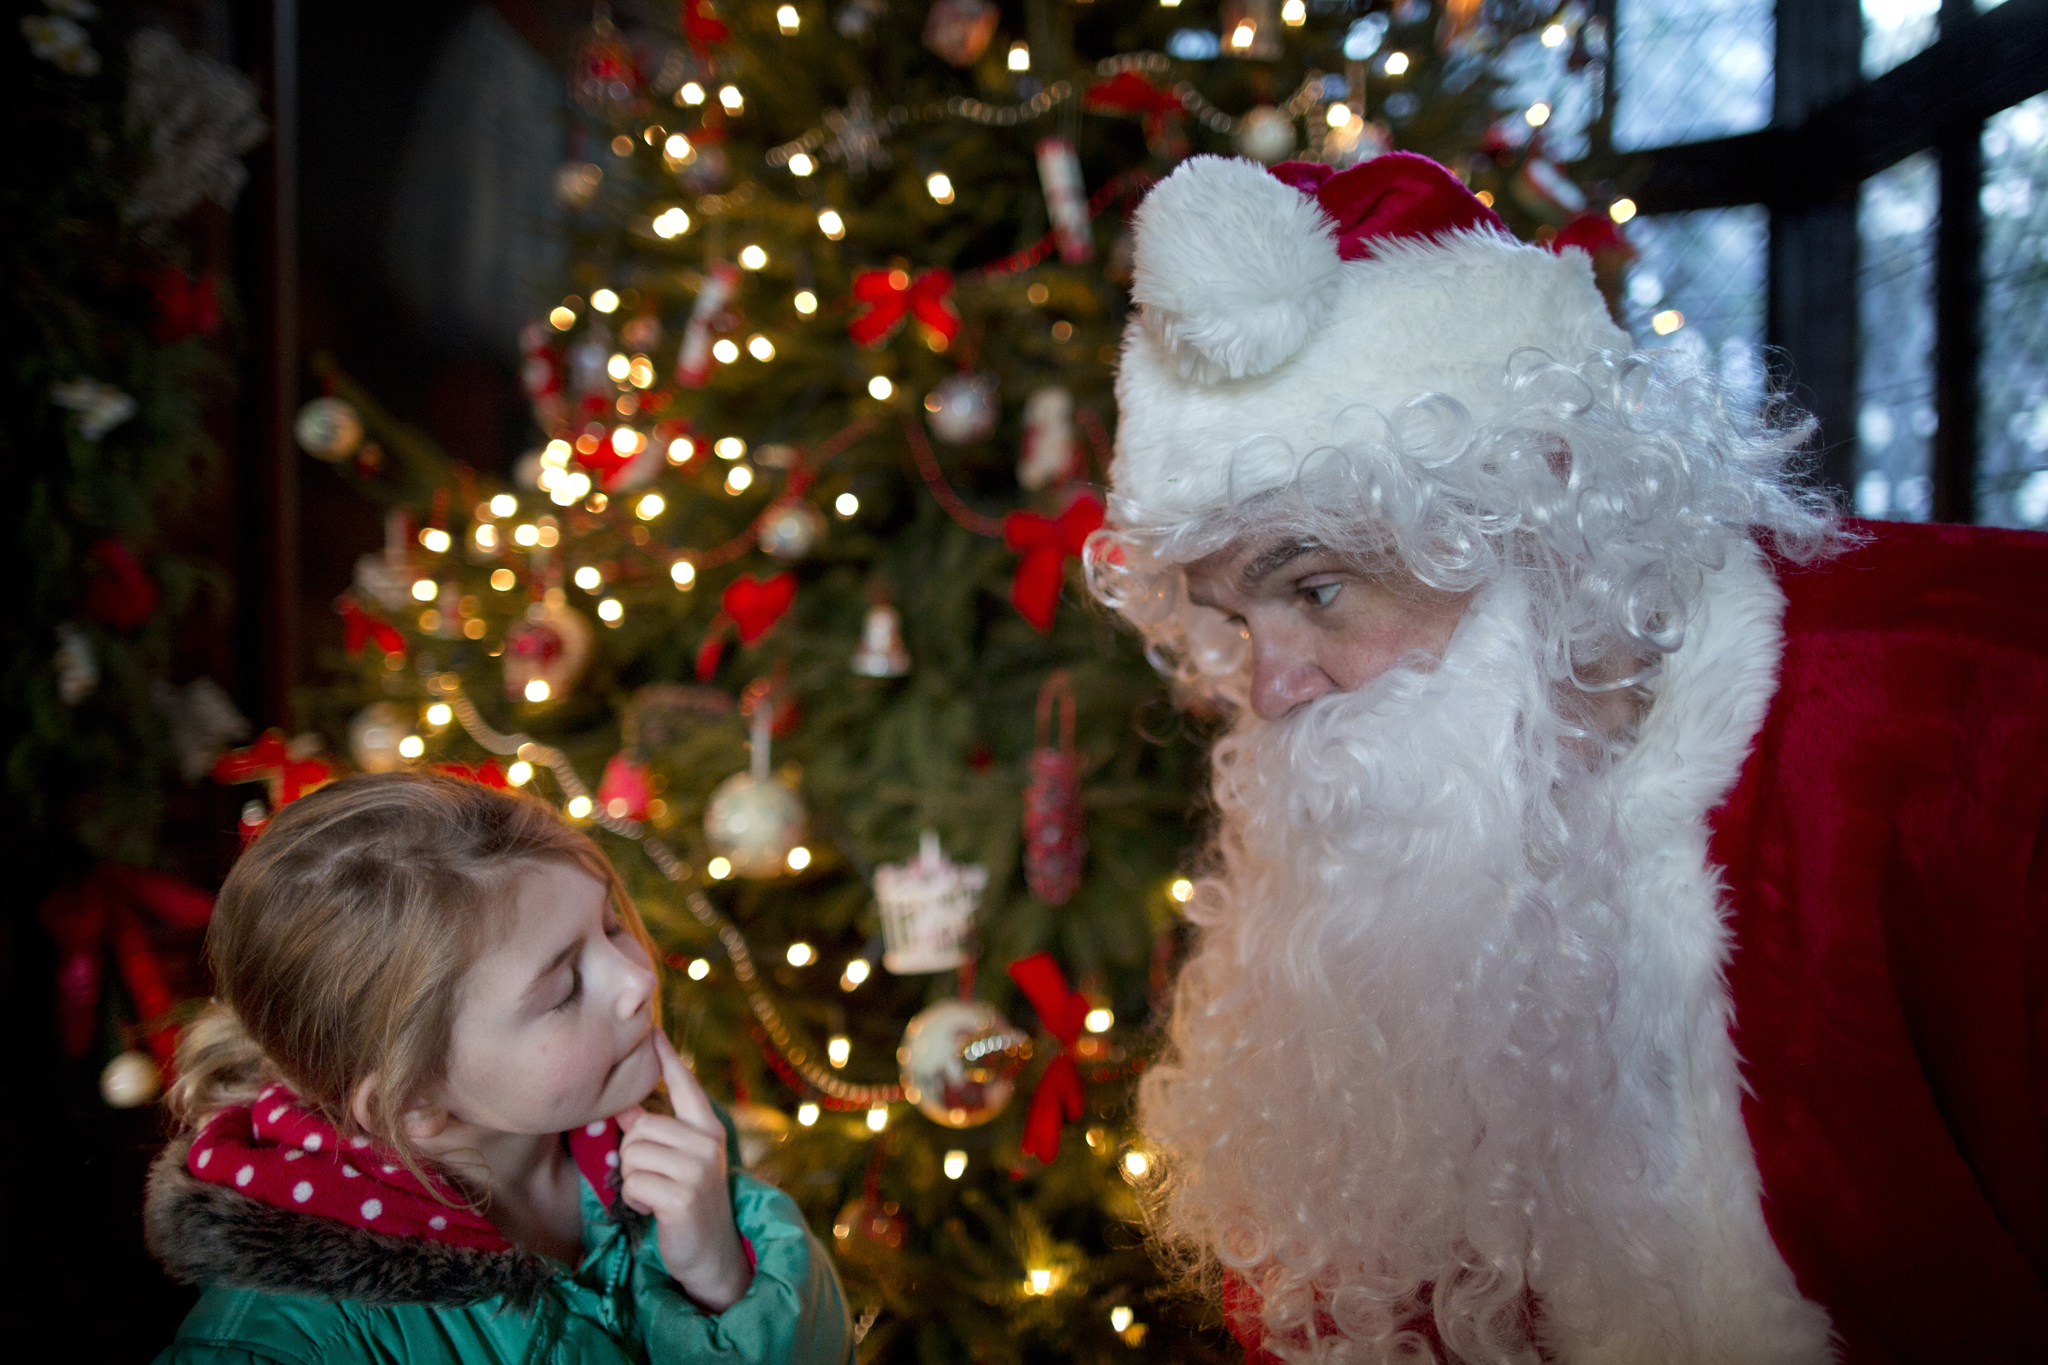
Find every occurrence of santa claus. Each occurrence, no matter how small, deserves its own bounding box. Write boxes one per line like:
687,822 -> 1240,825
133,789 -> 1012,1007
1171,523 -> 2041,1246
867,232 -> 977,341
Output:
1086,152 -> 2048,1364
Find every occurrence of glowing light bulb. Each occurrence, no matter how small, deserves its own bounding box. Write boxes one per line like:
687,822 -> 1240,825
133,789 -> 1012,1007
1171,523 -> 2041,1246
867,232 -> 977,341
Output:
671,560 -> 696,588
544,438 -> 571,464
507,760 -> 533,786
636,492 -> 665,519
1111,1307 -> 1134,1332
747,334 -> 775,361
776,4 -> 798,33
866,1105 -> 888,1132
725,466 -> 754,494
549,306 -> 575,330
708,856 -> 733,880
490,493 -> 517,517
474,524 -> 498,550
786,942 -> 815,966
712,338 -> 740,364
719,85 -> 743,112
397,735 -> 425,759
797,1102 -> 819,1126
1652,309 -> 1685,335
827,1035 -> 850,1067
425,702 -> 452,727
786,844 -> 811,871
1085,1007 -> 1114,1033
1028,1269 -> 1052,1295
1609,197 -> 1638,224
789,152 -> 814,176
817,208 -> 844,239
1229,20 -> 1255,47
607,353 -> 631,382
1282,0 -> 1305,23
867,376 -> 893,400
1008,41 -> 1029,71
1327,102 -> 1353,128
591,288 -> 620,313
1542,22 -> 1568,47
944,1150 -> 968,1179
419,528 -> 452,556
667,436 -> 695,464
1123,1150 -> 1149,1177
1525,102 -> 1551,127
841,958 -> 870,989
1384,51 -> 1410,75
1170,877 -> 1194,903
794,289 -> 818,315
566,795 -> 593,819
411,578 -> 437,602
524,679 -> 551,703
715,437 -> 746,460
834,492 -> 859,518
687,957 -> 711,980
491,568 -> 516,591
739,244 -> 768,270
653,207 -> 691,238
513,523 -> 539,547
926,172 -> 954,204
679,82 -> 705,105
597,598 -> 623,624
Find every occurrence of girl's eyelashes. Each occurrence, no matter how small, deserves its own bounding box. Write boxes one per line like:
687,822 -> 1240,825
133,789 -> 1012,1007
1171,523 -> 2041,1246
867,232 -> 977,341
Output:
556,965 -> 582,1011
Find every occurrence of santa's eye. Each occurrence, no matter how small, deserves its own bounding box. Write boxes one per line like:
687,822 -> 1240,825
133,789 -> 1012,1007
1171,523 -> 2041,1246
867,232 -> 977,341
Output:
1303,582 -> 1341,608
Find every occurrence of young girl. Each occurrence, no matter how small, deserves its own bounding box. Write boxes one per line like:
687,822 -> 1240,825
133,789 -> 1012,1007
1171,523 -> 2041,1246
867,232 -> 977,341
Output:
146,772 -> 853,1365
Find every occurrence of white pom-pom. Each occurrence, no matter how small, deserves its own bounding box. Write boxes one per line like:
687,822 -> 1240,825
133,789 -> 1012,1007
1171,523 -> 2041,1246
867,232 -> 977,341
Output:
1129,156 -> 1342,383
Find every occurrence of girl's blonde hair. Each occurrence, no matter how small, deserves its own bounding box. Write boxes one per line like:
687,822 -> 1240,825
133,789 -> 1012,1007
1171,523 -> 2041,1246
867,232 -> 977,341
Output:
169,772 -> 662,1178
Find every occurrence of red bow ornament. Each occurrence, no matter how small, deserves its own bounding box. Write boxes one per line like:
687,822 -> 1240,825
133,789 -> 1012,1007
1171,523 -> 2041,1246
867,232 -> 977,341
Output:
83,538 -> 160,631
336,595 -> 406,658
1082,71 -> 1188,153
847,268 -> 960,348
147,268 -> 221,345
40,865 -> 214,1066
681,0 -> 730,55
1002,494 -> 1104,632
695,572 -> 798,680
1007,952 -> 1091,1164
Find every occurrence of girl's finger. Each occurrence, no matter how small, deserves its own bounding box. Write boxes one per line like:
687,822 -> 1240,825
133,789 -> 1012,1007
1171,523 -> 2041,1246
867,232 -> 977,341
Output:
654,1028 -> 721,1134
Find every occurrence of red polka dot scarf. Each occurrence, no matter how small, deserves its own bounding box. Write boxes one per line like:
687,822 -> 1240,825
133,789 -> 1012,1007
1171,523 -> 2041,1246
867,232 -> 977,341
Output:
187,1083 -> 623,1253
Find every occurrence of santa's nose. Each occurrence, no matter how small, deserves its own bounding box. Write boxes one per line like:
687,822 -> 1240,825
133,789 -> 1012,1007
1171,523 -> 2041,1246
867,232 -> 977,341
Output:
1249,644 -> 1335,720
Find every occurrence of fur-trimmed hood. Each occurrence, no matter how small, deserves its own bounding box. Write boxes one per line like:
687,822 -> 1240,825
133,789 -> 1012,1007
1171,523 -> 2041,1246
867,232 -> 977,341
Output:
144,1131 -> 639,1310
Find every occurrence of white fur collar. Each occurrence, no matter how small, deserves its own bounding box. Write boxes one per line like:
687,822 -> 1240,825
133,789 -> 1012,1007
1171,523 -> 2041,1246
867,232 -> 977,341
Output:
1574,540 -> 1835,1364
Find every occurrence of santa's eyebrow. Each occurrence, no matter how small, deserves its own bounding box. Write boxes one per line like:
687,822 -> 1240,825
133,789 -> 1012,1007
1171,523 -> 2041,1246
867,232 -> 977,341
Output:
1239,540 -> 1323,590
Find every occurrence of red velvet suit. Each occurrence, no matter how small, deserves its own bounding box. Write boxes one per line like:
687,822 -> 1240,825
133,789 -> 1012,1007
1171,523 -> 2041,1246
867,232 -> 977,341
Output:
1713,519 -> 2048,1362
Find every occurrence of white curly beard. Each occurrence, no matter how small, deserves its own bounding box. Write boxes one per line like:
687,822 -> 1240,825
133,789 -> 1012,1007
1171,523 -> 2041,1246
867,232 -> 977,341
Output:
1140,560 -> 1830,1365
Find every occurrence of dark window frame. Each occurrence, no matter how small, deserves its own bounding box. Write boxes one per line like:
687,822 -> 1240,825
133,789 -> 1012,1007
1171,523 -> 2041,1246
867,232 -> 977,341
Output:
1575,0 -> 2048,522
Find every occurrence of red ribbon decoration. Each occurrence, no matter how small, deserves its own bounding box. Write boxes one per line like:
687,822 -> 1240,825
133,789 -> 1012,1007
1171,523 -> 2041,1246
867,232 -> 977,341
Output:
847,268 -> 960,348
40,866 -> 214,1065
1082,71 -> 1187,147
681,0 -> 729,55
212,729 -> 335,809
336,595 -> 405,657
434,759 -> 508,789
1007,952 -> 1091,1164
147,267 -> 221,344
1002,494 -> 1104,633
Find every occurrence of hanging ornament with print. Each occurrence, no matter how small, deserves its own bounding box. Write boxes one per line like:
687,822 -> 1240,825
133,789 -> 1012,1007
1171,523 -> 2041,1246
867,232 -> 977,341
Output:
756,499 -> 825,561
925,372 -> 999,444
921,0 -> 997,67
294,397 -> 363,462
897,996 -> 1029,1127
875,830 -> 985,974
1017,386 -> 1078,490
704,702 -> 807,878
347,701 -> 414,773
1035,138 -> 1093,264
503,598 -> 594,704
1024,670 -> 1087,905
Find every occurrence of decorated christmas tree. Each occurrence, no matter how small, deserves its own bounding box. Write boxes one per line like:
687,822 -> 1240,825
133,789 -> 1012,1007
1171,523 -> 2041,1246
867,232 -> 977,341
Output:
263,2 -> 1613,1358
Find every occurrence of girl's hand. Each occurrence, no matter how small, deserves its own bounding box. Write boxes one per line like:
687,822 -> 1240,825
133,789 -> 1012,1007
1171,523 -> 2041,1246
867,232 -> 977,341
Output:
617,1030 -> 754,1312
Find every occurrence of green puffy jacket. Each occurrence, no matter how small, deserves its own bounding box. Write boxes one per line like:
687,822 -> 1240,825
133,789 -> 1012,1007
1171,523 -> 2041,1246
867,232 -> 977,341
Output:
144,1112 -> 854,1365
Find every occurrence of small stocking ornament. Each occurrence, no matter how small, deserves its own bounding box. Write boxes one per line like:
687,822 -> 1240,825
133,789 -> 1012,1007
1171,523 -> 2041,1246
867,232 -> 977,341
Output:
1035,138 -> 1093,264
676,264 -> 741,388
1024,671 -> 1087,905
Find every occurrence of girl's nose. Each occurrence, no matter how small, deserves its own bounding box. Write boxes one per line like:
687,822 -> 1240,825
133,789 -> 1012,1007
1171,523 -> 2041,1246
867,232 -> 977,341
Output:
616,949 -> 656,1021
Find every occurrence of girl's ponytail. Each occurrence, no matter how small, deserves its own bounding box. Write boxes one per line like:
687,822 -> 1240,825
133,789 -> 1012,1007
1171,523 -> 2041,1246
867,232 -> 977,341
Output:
166,1000 -> 272,1130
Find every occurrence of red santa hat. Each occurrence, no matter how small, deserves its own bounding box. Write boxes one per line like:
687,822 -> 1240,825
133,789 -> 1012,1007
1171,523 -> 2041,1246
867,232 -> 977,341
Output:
1112,152 -> 1631,532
